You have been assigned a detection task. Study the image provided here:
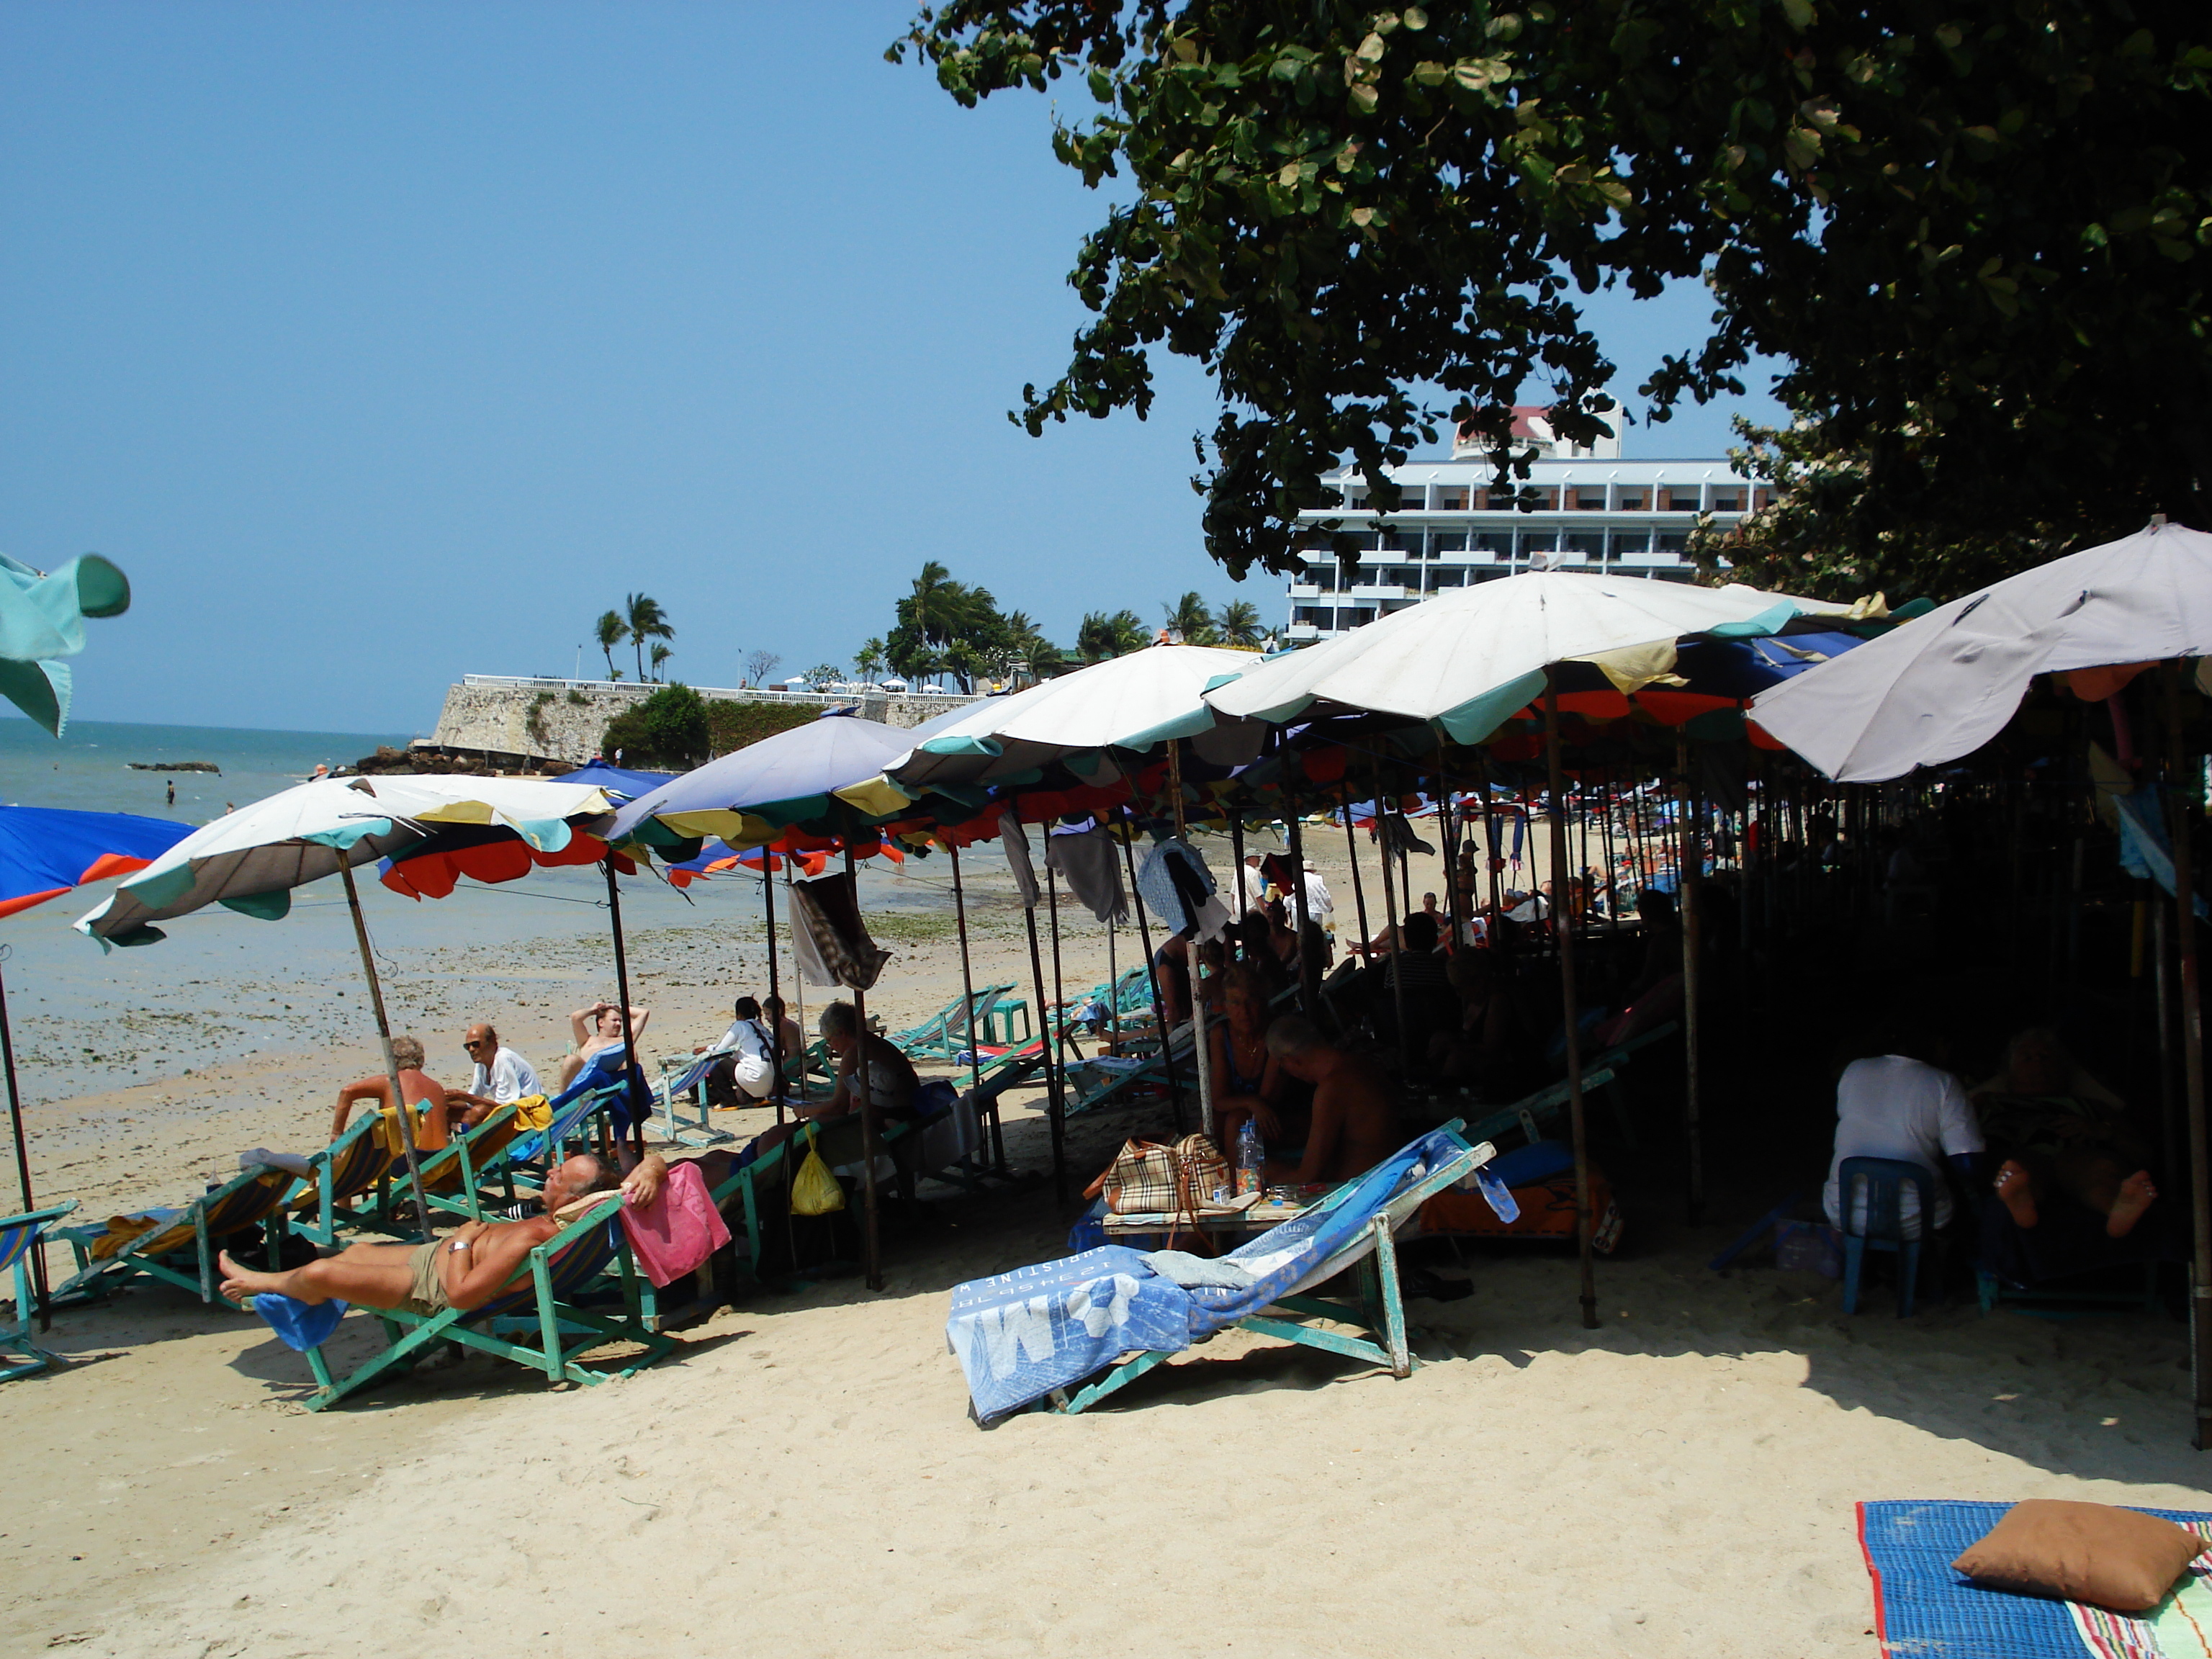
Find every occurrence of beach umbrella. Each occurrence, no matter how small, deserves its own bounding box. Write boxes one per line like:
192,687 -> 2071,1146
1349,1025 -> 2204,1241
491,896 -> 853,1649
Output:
0,804 -> 192,1321
0,552 -> 130,736
74,775 -> 616,1228
1748,521 -> 2212,783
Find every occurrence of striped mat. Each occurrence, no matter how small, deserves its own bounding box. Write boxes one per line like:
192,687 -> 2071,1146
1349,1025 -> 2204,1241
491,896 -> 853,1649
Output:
1859,1500 -> 2212,1658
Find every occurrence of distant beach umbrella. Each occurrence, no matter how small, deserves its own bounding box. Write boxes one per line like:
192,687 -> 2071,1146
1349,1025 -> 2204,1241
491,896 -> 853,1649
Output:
0,803 -> 192,1320
610,714 -> 914,853
0,553 -> 130,737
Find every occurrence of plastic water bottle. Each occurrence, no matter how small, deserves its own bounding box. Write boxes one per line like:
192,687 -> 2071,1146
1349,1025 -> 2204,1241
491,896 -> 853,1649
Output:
1237,1118 -> 1264,1198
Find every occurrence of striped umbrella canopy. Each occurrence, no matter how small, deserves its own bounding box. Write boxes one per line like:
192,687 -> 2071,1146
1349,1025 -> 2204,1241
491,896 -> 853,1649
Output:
0,804 -> 189,921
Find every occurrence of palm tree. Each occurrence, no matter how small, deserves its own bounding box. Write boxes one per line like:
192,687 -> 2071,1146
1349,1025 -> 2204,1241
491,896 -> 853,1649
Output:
595,610 -> 626,679
649,641 -> 673,681
1215,598 -> 1264,647
1012,631 -> 1064,685
624,593 -> 673,683
854,638 -> 886,684
1076,609 -> 1148,662
1161,591 -> 1216,645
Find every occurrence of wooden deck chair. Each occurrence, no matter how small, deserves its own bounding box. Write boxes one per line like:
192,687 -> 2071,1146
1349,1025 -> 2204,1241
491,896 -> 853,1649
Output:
258,1197 -> 675,1411
892,981 -> 1024,1060
54,1164 -> 297,1307
287,1112 -> 402,1246
1457,1065 -> 1617,1153
1046,1123 -> 1495,1414
1060,1014 -> 1208,1118
1,1202 -> 77,1380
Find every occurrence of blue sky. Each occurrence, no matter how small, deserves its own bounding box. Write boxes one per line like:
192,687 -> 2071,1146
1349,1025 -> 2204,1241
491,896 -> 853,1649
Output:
1,2 -> 1786,734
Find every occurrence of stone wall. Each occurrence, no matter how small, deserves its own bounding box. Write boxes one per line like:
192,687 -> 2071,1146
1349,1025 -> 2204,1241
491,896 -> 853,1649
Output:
427,679 -> 976,765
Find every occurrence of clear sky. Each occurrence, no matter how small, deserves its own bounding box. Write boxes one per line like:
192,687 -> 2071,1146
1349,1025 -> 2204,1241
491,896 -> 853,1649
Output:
1,1 -> 1786,734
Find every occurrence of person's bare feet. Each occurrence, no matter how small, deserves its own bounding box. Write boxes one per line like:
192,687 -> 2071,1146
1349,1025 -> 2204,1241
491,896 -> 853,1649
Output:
216,1249 -> 283,1305
2107,1170 -> 2157,1238
1995,1159 -> 2040,1229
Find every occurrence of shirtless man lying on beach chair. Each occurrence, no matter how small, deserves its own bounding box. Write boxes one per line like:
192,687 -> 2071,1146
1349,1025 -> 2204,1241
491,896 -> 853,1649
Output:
216,1154 -> 620,1316
556,999 -> 652,1092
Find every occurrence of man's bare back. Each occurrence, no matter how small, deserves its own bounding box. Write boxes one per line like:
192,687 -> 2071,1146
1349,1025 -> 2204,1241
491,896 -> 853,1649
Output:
1262,1017 -> 1401,1184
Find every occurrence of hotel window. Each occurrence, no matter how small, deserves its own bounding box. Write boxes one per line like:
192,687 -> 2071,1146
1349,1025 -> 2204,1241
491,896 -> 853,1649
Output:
1709,489 -> 1742,513
1656,533 -> 1689,554
1434,486 -> 1469,510
1617,490 -> 1646,510
1519,529 -> 1558,553
1524,487 -> 1558,509
1385,485 -> 1429,511
1575,488 -> 1608,511
1564,533 -> 1606,559
1611,529 -> 1652,556
1658,487 -> 1696,511
1380,528 -> 1419,552
1426,529 -> 1468,557
1473,531 -> 1511,554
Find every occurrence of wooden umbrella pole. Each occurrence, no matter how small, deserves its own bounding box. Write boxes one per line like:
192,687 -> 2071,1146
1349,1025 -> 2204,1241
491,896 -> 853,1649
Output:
2164,662 -> 2211,1449
1341,784 -> 1374,965
602,857 -> 649,1162
763,856 -> 785,1127
338,860 -> 433,1241
1547,672 -> 1600,1330
1600,765 -> 1620,936
1373,755 -> 1412,1079
1022,896 -> 1070,1204
1285,771 -> 1318,1017
1117,811 -> 1184,1128
1676,729 -> 1706,1226
841,835 -> 884,1292
1439,767 -> 1467,952
1046,854 -> 1074,1126
1231,815 -> 1248,925
1166,739 -> 1218,1142
0,953 -> 52,1328
948,841 -> 1000,1173
1478,752 -> 1503,926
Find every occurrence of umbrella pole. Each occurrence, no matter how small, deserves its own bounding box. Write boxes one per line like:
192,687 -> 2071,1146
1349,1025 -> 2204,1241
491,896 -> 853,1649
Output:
786,862 -> 807,1105
763,857 -> 784,1127
1547,673 -> 1599,1331
337,860 -> 433,1241
1118,810 -> 1184,1129
1342,789 -> 1374,966
1372,757 -> 1412,1079
948,842 -> 999,1173
602,857 -> 649,1164
841,837 -> 884,1292
1046,855 -> 1075,1164
2164,663 -> 2211,1449
1676,730 -> 1706,1227
1022,894 -> 1069,1205
1285,775 -> 1317,1017
1167,739 -> 1216,1143
0,954 -> 52,1328
1231,817 -> 1247,923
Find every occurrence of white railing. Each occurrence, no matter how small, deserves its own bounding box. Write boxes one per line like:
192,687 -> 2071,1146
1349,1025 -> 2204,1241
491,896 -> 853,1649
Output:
459,675 -> 973,706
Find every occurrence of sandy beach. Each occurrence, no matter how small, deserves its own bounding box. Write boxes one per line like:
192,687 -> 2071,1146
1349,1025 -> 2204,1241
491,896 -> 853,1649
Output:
6,832 -> 2209,1659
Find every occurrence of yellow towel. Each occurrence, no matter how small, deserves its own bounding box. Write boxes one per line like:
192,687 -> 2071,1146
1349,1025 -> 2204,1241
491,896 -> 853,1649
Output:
511,1094 -> 552,1131
372,1102 -> 448,1156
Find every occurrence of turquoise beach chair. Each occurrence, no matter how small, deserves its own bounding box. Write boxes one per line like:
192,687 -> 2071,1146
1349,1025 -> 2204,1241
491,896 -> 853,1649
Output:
54,1164 -> 296,1308
892,981 -> 1026,1060
253,1197 -> 676,1411
1,1202 -> 77,1381
287,1112 -> 403,1246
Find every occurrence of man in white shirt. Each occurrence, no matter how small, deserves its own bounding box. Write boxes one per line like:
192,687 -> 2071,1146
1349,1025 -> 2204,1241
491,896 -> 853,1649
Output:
1822,1053 -> 1985,1240
446,1023 -> 544,1128
698,997 -> 776,1110
1300,860 -> 1335,937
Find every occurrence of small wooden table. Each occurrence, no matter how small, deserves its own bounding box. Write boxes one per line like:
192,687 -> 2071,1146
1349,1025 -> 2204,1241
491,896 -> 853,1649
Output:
1100,1184 -> 1341,1241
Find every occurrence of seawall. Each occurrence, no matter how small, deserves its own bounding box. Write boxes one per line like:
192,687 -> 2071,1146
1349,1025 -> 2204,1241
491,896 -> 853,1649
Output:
427,676 -> 978,765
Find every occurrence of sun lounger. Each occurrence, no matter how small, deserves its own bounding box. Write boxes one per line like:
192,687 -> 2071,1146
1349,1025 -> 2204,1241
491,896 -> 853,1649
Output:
946,1123 -> 1496,1423
250,1197 -> 676,1411
286,1111 -> 403,1246
893,981 -> 1027,1060
1,1202 -> 77,1380
54,1164 -> 296,1308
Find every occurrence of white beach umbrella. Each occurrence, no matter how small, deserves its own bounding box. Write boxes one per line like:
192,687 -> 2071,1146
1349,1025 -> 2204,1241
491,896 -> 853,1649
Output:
1204,570 -> 1851,740
76,773 -> 616,943
877,644 -> 1265,796
1750,521 -> 2212,783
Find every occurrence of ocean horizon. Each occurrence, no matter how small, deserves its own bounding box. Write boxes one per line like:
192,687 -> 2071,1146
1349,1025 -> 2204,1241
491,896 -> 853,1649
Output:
0,714 -> 410,820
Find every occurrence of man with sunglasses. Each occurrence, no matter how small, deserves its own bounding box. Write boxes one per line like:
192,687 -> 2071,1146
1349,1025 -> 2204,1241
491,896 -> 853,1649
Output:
445,1022 -> 543,1129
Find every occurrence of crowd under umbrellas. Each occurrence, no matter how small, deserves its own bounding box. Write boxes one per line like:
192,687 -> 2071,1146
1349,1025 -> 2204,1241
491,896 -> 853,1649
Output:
8,533 -> 2212,1446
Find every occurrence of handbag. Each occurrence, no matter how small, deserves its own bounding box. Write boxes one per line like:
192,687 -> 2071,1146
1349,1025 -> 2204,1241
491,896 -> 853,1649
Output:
1087,1133 -> 1230,1219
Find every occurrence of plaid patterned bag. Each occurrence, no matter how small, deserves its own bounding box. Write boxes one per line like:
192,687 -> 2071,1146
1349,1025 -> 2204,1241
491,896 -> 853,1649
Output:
1091,1134 -> 1230,1217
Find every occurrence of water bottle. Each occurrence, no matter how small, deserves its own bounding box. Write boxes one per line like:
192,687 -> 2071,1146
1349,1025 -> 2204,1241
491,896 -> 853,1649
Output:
1237,1118 -> 1264,1198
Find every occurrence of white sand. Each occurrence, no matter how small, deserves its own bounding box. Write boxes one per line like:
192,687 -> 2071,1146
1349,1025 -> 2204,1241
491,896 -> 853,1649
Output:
6,833 -> 2208,1657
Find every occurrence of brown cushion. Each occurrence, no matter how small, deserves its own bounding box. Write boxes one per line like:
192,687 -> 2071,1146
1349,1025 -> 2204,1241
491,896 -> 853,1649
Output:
1951,1500 -> 2208,1611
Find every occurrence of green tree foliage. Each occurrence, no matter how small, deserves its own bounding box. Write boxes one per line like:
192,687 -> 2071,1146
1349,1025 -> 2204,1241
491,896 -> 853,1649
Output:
895,3 -> 2212,593
889,561 -> 1022,691
802,662 -> 845,690
595,610 -> 627,680
649,641 -> 673,681
705,699 -> 817,755
1161,590 -> 1217,644
854,637 -> 887,682
1076,608 -> 1148,661
601,683 -> 710,769
624,593 -> 674,683
1214,598 -> 1264,647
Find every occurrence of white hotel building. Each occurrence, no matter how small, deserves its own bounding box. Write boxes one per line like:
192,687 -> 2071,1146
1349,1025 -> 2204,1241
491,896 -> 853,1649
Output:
1282,408 -> 1768,642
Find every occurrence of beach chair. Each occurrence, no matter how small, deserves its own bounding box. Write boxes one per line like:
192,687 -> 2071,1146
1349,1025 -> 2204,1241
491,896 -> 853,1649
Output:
1459,1066 -> 1617,1151
53,1164 -> 297,1308
253,1197 -> 676,1411
892,982 -> 1026,1061
1,1202 -> 77,1381
286,1111 -> 403,1246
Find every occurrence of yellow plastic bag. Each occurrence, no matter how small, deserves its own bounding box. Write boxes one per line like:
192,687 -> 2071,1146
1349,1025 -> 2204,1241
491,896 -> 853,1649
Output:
790,1144 -> 846,1217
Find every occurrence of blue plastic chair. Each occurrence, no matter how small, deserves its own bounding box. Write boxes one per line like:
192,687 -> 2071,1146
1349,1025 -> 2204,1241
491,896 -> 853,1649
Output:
1838,1156 -> 1936,1316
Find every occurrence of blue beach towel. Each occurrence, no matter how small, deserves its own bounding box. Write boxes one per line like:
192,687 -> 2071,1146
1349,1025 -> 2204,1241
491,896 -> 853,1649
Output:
251,1292 -> 347,1353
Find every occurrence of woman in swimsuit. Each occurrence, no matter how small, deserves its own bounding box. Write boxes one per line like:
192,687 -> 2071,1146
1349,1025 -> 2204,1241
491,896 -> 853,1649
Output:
1209,963 -> 1294,1158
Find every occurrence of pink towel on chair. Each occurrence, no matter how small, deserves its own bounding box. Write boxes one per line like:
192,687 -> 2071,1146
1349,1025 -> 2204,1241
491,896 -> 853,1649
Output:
619,1159 -> 731,1287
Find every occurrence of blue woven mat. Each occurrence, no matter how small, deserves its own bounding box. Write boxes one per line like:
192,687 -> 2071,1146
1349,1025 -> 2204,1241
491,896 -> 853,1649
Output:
1859,1500 -> 2212,1658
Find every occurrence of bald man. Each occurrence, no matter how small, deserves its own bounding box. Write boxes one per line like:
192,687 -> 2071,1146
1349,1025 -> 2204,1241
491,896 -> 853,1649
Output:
446,1022 -> 543,1128
217,1154 -> 620,1318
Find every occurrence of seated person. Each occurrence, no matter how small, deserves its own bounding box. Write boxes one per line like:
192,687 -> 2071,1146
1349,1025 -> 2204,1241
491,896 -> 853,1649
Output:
1822,1035 -> 1984,1240
1153,930 -> 1194,1030
331,1035 -> 453,1149
1231,913 -> 1292,1002
697,997 -> 777,1110
216,1153 -> 621,1316
444,1022 -> 542,1128
556,999 -> 651,1092
1974,1028 -> 2157,1240
1626,888 -> 1681,1001
732,1000 -> 927,1177
1210,964 -> 1297,1156
1427,948 -> 1536,1098
1259,1016 -> 1401,1183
